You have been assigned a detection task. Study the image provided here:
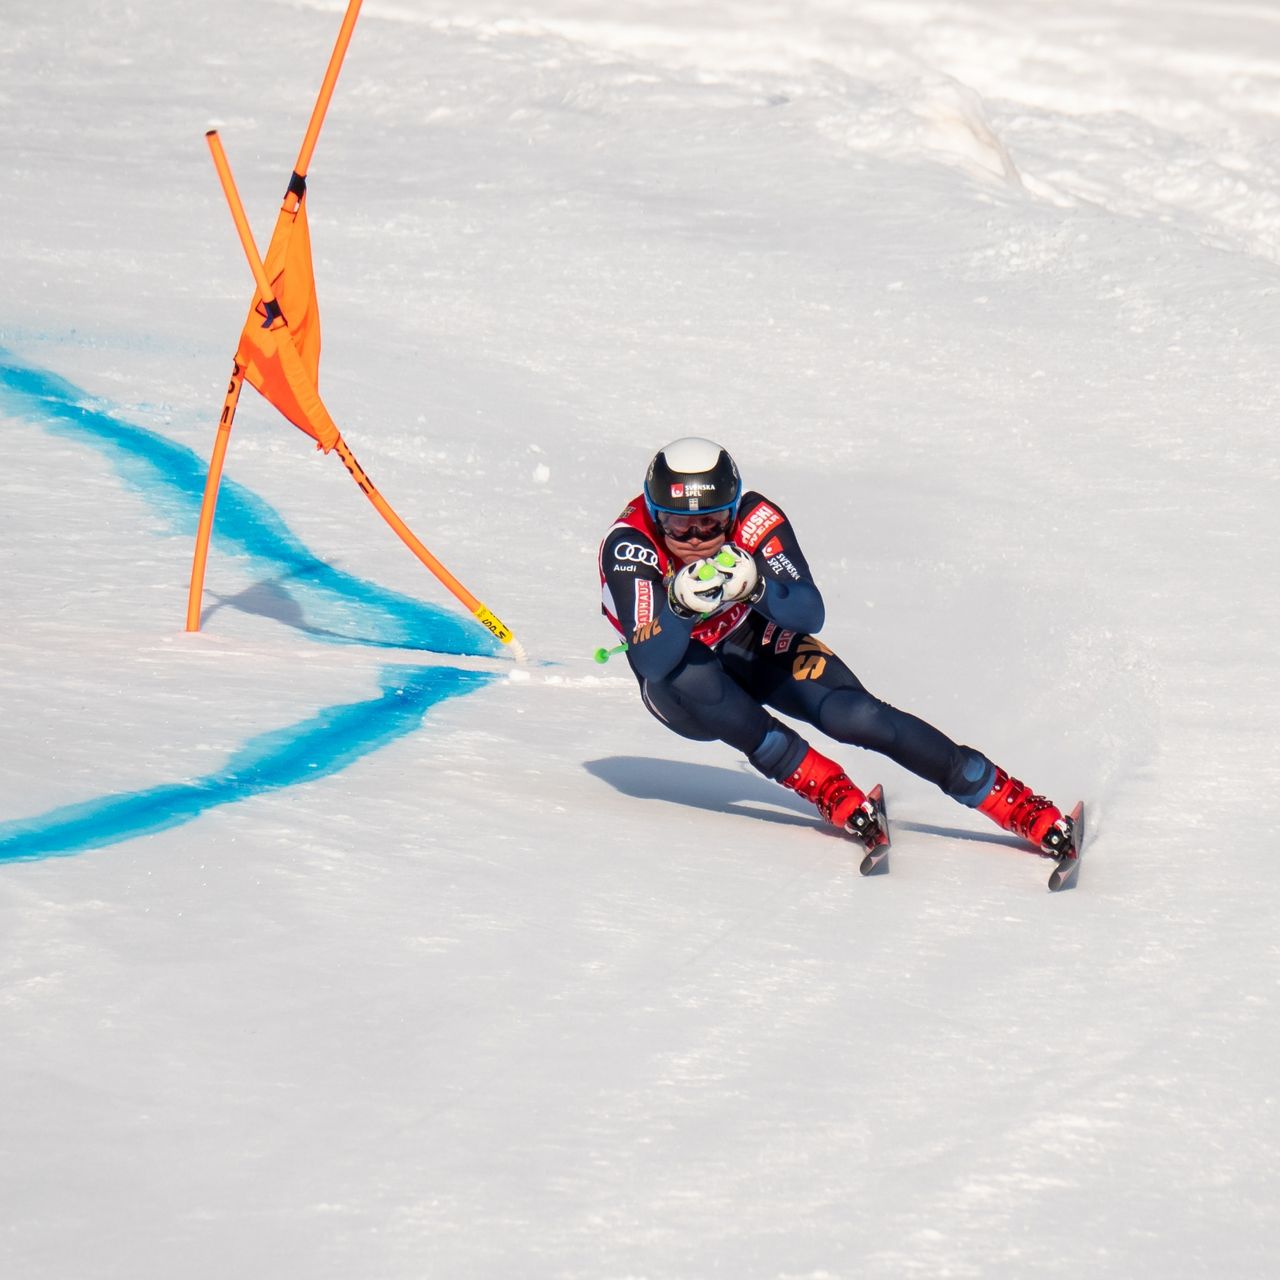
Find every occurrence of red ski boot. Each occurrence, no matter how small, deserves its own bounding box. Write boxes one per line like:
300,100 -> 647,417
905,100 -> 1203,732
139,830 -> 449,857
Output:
783,748 -> 883,849
977,768 -> 1072,856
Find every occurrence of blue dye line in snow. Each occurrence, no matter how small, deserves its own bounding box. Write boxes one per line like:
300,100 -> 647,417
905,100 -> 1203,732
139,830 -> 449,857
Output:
0,349 -> 499,657
0,665 -> 494,864
0,349 -> 505,862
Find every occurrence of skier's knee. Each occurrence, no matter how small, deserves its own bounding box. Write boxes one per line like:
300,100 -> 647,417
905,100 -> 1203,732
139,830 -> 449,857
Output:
641,678 -> 719,741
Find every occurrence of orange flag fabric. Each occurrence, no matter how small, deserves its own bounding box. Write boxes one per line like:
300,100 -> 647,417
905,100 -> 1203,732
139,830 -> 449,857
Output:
235,192 -> 340,452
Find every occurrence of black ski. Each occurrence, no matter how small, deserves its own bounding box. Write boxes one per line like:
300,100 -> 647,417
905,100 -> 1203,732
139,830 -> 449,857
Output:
1047,801 -> 1085,892
857,784 -> 891,876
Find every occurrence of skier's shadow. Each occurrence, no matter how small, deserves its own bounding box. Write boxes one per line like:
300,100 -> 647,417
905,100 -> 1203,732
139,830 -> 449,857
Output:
894,819 -> 1028,852
585,756 -> 817,829
586,756 -> 1029,851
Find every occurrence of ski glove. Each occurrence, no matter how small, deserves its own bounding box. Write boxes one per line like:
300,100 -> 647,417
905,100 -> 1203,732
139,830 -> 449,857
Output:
667,548 -> 763,618
668,558 -> 728,618
715,544 -> 762,605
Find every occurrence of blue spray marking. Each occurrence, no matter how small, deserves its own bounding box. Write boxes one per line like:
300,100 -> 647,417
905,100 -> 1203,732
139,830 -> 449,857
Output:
0,350 -> 500,656
0,665 -> 495,864
0,350 -> 505,862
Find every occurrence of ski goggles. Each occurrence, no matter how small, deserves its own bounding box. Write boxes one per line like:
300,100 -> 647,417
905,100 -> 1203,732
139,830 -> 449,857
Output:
656,508 -> 735,543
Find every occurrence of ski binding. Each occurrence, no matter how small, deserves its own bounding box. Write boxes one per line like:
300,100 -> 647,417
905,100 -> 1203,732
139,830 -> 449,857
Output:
1047,801 -> 1086,892
855,784 -> 891,876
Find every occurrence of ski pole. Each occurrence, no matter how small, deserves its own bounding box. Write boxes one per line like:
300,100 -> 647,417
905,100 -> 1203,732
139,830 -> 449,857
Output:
593,642 -> 628,664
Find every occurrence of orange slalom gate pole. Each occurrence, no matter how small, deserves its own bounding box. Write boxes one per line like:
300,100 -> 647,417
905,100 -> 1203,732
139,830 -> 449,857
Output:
185,362 -> 245,631
202,133 -> 521,655
184,132 -> 280,635
333,438 -> 519,650
293,0 -> 363,185
186,2 -> 363,633
206,131 -> 282,317
265,0 -> 363,244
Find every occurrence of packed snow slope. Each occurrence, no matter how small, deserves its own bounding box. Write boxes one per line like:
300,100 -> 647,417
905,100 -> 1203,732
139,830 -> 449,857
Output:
2,2 -> 1277,1277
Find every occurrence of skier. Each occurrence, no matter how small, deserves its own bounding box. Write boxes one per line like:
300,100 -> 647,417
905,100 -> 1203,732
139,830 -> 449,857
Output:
597,437 -> 1076,860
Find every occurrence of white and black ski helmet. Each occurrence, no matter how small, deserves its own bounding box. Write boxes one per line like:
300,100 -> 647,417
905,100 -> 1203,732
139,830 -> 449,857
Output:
644,437 -> 742,519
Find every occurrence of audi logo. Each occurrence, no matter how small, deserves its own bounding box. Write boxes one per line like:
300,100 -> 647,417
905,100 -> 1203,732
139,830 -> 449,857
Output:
615,542 -> 659,567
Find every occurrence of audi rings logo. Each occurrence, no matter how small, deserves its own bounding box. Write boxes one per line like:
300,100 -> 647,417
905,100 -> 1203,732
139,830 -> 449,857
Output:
615,542 -> 659,568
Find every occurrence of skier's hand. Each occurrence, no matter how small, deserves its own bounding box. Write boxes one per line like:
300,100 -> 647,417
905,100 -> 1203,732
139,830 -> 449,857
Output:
668,559 -> 726,618
715,544 -> 761,605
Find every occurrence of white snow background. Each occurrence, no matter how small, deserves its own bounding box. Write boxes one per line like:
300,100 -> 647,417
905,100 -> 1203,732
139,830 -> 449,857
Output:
2,1 -> 1277,1276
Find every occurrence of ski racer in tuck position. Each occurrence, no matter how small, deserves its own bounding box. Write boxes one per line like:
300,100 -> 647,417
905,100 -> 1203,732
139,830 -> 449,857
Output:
597,437 -> 1077,866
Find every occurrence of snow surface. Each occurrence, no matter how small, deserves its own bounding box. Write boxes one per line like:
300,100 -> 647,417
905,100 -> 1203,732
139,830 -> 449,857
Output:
2,1 -> 1278,1276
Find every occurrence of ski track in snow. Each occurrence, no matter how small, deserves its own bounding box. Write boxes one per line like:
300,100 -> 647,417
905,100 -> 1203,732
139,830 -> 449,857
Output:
0,351 -> 501,861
